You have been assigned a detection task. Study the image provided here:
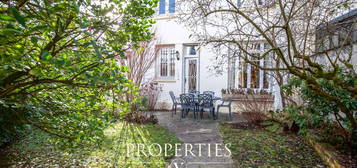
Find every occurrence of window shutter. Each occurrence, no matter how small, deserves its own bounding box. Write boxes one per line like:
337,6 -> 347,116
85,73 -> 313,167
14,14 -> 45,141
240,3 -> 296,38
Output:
159,0 -> 165,14
169,0 -> 175,13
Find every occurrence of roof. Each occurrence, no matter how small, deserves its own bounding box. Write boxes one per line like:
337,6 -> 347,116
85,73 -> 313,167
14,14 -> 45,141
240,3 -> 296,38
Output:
329,8 -> 357,25
317,8 -> 357,29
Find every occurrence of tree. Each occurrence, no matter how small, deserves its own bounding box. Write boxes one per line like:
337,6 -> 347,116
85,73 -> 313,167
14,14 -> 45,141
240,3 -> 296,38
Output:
116,34 -> 160,112
0,0 -> 157,148
117,34 -> 160,87
178,0 -> 356,150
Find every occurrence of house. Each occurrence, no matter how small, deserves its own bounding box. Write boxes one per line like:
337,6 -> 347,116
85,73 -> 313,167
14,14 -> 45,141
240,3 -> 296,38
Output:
315,8 -> 357,72
145,0 -> 356,110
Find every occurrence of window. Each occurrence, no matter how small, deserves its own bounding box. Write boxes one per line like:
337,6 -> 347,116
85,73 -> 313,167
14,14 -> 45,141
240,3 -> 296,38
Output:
232,42 -> 270,89
237,0 -> 242,7
159,0 -> 166,14
264,43 -> 270,50
169,49 -> 175,76
158,46 -> 175,78
238,57 -> 261,89
258,0 -> 263,5
158,0 -> 175,15
262,57 -> 269,88
252,42 -> 261,50
169,0 -> 175,13
189,46 -> 196,55
238,62 -> 248,88
250,60 -> 260,88
184,45 -> 198,56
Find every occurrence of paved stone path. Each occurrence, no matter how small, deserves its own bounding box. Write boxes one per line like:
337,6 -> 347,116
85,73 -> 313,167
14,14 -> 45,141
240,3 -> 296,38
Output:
154,111 -> 244,168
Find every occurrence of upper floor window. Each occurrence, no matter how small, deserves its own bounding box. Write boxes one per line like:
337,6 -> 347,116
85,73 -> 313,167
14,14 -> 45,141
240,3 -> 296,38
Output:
158,0 -> 175,15
169,0 -> 175,13
159,0 -> 166,14
237,0 -> 242,7
158,46 -> 175,78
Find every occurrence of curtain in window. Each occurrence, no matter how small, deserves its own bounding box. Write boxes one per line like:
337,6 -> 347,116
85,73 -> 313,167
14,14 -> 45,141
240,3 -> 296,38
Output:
169,0 -> 175,13
159,0 -> 165,14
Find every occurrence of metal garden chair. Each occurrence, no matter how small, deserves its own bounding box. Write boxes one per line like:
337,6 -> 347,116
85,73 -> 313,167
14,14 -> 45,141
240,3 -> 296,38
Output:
180,93 -> 197,119
198,94 -> 215,119
217,99 -> 233,120
169,91 -> 183,116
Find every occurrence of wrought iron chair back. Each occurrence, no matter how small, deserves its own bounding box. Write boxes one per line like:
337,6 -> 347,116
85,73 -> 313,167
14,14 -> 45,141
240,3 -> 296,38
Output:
203,91 -> 215,97
198,94 -> 213,107
170,91 -> 183,116
189,90 -> 200,97
197,93 -> 215,119
169,91 -> 177,104
181,93 -> 195,105
180,93 -> 197,118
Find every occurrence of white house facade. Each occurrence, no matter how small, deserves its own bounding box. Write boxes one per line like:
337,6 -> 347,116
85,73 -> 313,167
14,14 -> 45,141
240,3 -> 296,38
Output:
145,0 -> 357,110
142,0 -> 278,110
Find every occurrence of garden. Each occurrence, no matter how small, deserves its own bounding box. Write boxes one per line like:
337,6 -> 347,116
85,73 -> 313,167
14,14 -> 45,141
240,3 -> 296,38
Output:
1,0 -> 357,168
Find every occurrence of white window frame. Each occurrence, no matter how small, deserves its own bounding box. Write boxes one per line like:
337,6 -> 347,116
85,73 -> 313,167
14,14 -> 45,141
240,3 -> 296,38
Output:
156,46 -> 176,79
234,42 -> 271,90
156,0 -> 176,16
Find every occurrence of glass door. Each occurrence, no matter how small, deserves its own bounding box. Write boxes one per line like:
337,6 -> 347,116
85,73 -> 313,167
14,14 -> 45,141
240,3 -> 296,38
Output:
184,58 -> 198,92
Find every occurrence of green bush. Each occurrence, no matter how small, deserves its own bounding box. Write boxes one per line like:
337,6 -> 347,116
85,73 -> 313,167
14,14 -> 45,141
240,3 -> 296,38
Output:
0,0 -> 157,149
282,68 -> 357,149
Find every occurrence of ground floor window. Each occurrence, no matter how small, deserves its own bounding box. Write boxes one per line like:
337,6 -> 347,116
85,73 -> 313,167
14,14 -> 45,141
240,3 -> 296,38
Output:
229,42 -> 270,89
237,59 -> 269,89
158,46 -> 175,78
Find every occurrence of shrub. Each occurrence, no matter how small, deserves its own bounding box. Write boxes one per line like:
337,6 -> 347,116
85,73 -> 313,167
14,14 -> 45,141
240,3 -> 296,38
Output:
139,81 -> 160,111
282,70 -> 357,153
238,94 -> 273,124
124,111 -> 158,124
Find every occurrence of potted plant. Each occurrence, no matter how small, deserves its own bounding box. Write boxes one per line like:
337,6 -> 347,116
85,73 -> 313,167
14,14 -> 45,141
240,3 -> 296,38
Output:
221,88 -> 273,101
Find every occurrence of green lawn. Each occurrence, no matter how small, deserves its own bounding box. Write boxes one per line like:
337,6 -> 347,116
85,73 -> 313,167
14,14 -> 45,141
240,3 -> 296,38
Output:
219,123 -> 325,167
1,122 -> 181,168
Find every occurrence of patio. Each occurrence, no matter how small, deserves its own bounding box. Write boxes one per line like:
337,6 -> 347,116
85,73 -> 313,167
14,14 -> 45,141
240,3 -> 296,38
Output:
153,111 -> 245,168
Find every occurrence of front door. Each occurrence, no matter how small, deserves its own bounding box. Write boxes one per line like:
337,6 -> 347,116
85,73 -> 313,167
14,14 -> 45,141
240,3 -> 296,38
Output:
184,58 -> 198,92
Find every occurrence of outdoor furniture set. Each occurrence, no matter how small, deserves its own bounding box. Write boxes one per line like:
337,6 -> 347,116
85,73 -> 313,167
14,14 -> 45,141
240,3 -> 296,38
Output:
169,90 -> 233,119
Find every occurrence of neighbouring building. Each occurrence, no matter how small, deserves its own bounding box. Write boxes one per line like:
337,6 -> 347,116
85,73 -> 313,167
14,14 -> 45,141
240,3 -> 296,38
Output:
315,8 -> 357,72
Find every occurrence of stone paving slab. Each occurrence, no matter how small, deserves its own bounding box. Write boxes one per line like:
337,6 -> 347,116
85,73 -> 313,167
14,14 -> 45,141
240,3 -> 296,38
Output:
154,111 -> 245,168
